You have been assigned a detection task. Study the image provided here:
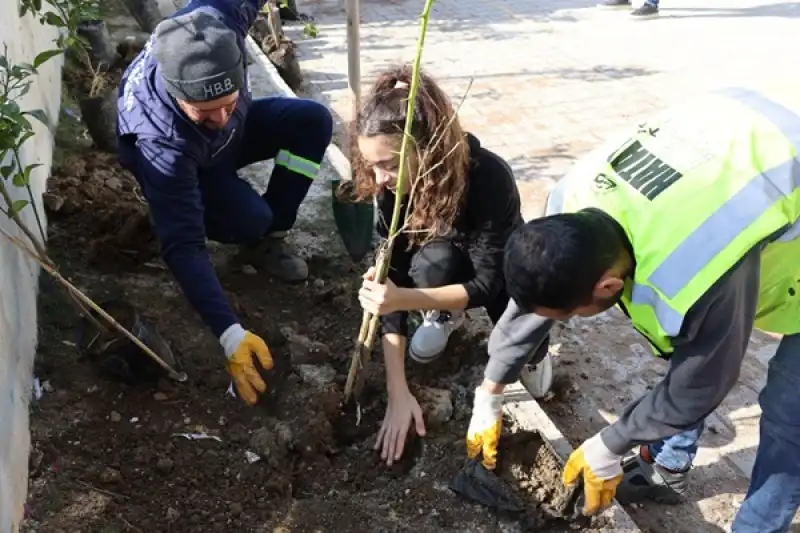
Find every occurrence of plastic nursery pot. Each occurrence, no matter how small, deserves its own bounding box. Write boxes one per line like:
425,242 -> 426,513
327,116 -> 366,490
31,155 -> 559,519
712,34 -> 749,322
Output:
78,88 -> 118,154
76,20 -> 118,68
120,0 -> 165,33
330,178 -> 376,263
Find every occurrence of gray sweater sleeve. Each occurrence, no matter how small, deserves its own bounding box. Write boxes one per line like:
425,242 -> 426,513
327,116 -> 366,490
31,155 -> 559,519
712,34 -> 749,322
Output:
484,187 -> 556,384
600,249 -> 761,455
485,299 -> 553,383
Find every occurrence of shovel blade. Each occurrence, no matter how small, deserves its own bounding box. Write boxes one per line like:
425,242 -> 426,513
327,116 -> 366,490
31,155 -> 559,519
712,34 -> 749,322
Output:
331,178 -> 375,262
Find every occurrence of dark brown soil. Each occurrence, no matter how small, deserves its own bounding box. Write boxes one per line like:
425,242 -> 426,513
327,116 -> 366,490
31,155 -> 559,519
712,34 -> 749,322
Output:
21,106 -> 607,533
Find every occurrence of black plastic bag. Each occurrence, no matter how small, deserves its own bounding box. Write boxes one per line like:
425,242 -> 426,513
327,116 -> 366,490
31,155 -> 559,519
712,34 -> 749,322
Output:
449,458 -> 526,513
77,300 -> 179,385
450,458 -> 587,521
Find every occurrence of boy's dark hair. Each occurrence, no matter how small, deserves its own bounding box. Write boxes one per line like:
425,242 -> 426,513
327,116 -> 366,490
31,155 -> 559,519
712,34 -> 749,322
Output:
504,209 -> 625,312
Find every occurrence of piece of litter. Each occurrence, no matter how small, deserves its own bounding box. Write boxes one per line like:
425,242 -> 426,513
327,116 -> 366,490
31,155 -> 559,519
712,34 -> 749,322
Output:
172,432 -> 223,443
62,340 -> 76,347
226,382 -> 237,399
32,378 -> 43,400
65,108 -> 80,120
130,417 -> 139,423
245,451 -> 261,464
356,402 -> 362,426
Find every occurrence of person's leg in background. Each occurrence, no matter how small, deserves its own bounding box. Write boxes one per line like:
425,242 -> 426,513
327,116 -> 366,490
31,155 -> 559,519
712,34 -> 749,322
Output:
630,0 -> 659,19
236,96 -> 333,280
641,420 -> 705,492
596,0 -> 659,18
407,238 -> 471,363
731,333 -> 800,533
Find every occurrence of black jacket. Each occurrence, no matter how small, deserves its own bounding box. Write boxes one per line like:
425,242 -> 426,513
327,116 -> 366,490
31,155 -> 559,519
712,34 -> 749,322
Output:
377,133 -> 523,336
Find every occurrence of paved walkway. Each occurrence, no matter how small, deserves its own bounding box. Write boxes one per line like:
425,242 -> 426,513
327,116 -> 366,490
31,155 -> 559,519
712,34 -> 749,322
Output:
286,1 -> 799,531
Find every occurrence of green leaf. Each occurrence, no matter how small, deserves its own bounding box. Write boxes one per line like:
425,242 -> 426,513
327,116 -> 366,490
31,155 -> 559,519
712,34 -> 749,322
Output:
24,109 -> 49,128
0,164 -> 14,179
12,172 -> 27,187
9,199 -> 29,217
0,54 -> 8,70
16,82 -> 31,100
33,49 -> 62,69
13,163 -> 40,186
17,62 -> 36,74
34,0 -> 43,11
43,11 -> 65,27
17,131 -> 35,148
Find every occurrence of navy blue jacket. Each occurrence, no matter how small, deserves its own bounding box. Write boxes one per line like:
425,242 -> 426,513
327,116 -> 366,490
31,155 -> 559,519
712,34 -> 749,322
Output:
117,0 -> 265,338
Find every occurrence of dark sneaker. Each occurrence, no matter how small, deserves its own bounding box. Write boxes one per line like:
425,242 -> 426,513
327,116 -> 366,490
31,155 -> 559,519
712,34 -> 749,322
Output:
615,446 -> 689,505
238,234 -> 309,282
631,3 -> 659,18
597,0 -> 631,8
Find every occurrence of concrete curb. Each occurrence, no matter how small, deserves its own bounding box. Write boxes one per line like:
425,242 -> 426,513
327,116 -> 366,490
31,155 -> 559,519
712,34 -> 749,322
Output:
244,35 -> 353,183
504,382 -> 642,532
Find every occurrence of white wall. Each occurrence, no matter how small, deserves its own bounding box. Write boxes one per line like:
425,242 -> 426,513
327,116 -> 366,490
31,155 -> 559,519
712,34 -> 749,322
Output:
0,4 -> 62,532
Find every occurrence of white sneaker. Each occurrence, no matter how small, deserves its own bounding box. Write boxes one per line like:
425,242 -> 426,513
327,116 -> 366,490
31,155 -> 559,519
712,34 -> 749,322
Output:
520,353 -> 554,399
408,310 -> 464,364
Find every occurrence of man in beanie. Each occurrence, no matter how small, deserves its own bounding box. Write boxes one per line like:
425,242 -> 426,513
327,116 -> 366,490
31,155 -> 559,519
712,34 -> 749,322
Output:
117,0 -> 333,405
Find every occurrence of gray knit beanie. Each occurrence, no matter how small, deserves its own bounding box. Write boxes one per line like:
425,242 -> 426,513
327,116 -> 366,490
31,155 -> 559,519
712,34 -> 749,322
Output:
153,9 -> 245,102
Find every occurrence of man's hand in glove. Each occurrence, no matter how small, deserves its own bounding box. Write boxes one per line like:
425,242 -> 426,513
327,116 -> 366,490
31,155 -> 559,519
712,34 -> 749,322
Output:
563,432 -> 624,515
466,386 -> 504,469
220,324 -> 274,405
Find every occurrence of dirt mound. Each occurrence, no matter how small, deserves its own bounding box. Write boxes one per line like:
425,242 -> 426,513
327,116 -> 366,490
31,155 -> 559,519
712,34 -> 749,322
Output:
44,150 -> 157,269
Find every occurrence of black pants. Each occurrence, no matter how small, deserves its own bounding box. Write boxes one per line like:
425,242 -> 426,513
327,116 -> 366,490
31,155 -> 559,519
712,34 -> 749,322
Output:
408,238 -> 509,324
200,96 -> 333,245
410,238 -> 551,366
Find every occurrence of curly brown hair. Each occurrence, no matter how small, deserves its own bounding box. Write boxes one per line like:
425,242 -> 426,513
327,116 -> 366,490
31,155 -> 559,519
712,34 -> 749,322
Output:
345,64 -> 470,246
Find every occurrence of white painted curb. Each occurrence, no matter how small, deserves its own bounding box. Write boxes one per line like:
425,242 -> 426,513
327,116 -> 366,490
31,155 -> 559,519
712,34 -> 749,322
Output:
244,35 -> 353,183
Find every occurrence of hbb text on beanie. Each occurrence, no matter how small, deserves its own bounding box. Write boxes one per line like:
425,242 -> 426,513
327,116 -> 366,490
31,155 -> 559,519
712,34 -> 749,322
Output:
153,9 -> 244,102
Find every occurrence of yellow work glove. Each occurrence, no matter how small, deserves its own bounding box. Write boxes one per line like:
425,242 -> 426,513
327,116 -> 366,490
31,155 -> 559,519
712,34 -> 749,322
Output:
220,324 -> 274,405
466,387 -> 504,470
563,432 -> 624,515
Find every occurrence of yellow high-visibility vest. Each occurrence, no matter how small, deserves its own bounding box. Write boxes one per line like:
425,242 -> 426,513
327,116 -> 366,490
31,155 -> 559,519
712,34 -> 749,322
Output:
547,85 -> 800,354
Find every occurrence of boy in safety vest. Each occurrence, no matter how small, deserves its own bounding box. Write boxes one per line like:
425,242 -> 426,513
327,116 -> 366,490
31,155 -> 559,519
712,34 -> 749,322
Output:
465,85 -> 800,532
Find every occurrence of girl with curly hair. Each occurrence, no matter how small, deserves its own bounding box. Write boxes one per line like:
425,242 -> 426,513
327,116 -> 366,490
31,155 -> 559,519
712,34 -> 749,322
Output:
351,64 -> 524,465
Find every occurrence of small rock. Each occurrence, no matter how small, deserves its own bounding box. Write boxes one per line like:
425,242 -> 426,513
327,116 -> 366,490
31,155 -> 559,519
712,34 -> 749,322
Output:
109,411 -> 122,423
415,386 -> 453,427
42,192 -> 64,213
229,502 -> 243,516
156,457 -> 174,472
332,294 -> 351,310
312,278 -> 325,289
29,448 -> 44,472
153,392 -> 168,401
106,177 -> 123,190
166,507 -> 180,521
280,326 -> 331,365
100,467 -> 122,484
242,265 -> 258,275
294,364 -> 336,389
